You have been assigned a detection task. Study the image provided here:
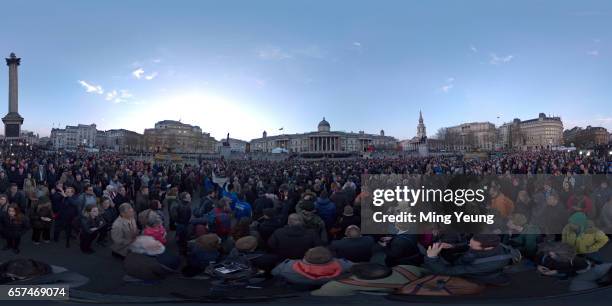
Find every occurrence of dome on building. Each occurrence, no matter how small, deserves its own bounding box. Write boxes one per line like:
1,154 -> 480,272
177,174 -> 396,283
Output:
318,117 -> 330,132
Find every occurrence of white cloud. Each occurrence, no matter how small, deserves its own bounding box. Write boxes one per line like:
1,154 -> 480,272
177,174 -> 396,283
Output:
152,58 -> 162,63
257,46 -> 292,60
470,45 -> 478,53
489,53 -> 514,65
441,84 -> 454,93
587,50 -> 599,56
105,89 -> 134,103
446,77 -> 455,83
132,68 -> 145,79
353,42 -> 362,47
144,72 -> 158,80
105,90 -> 118,101
78,80 -> 103,94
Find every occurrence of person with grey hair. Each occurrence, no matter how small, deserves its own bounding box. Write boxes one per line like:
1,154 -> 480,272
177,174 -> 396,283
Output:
111,203 -> 138,259
143,212 -> 167,245
268,213 -> 322,261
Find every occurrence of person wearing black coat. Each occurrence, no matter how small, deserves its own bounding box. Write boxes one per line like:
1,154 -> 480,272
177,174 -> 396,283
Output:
173,192 -> 192,255
79,205 -> 106,254
53,187 -> 79,248
46,168 -> 58,190
49,182 -> 65,215
255,208 -> 284,247
253,194 -> 274,220
267,213 -> 322,261
98,197 -> 118,246
329,225 -> 375,263
383,233 -> 421,267
29,196 -> 54,244
1,204 -> 30,254
0,172 -> 11,195
7,184 -> 27,213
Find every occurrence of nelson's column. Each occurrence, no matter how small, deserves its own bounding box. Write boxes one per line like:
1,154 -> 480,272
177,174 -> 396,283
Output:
3,52 -> 24,139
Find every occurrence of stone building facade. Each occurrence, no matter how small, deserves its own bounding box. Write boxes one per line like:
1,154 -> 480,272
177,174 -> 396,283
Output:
50,124 -> 97,149
96,129 -> 144,153
499,113 -> 564,150
438,122 -> 497,151
250,118 -> 397,155
564,126 -> 609,148
143,120 -> 216,153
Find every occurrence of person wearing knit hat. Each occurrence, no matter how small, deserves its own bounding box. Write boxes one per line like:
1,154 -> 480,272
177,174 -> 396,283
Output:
235,235 -> 258,253
312,263 -> 427,296
296,199 -> 328,243
271,246 -> 352,289
304,246 -> 334,264
562,212 -> 609,256
227,235 -> 278,274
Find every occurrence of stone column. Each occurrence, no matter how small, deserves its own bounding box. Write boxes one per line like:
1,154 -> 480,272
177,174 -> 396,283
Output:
7,54 -> 19,113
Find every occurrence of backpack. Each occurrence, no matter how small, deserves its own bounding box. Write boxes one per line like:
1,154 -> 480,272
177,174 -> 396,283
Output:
397,275 -> 485,296
204,254 -> 257,283
207,209 -> 231,236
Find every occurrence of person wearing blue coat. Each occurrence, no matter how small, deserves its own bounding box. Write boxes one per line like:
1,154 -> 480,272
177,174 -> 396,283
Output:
315,190 -> 336,230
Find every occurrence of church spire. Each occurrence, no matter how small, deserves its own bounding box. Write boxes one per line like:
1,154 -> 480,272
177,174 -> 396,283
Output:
417,110 -> 426,139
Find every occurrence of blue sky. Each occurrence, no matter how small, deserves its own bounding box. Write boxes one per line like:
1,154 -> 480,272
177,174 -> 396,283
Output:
1,0 -> 611,141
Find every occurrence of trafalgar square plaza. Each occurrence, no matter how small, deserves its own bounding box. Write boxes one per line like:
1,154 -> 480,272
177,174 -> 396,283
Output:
1,2 -> 612,306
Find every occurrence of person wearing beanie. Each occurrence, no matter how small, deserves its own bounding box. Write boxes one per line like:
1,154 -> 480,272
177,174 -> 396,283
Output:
29,196 -> 54,244
329,226 -> 375,263
296,199 -> 328,243
271,246 -> 352,290
311,263 -> 427,296
424,234 -> 513,285
562,212 -> 608,257
228,235 -> 277,274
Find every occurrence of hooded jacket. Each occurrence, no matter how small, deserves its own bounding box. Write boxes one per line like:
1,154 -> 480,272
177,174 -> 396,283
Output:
314,197 -> 336,229
423,244 -> 512,285
562,221 -> 609,254
272,258 -> 352,288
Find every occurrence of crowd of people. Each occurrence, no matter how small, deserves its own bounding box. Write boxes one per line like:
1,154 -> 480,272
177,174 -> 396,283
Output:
0,147 -> 611,296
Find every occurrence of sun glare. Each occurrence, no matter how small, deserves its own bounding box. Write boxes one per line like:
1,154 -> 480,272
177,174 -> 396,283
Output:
125,91 -> 266,140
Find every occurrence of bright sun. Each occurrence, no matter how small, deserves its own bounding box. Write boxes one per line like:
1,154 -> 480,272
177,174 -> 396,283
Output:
124,91 -> 267,140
